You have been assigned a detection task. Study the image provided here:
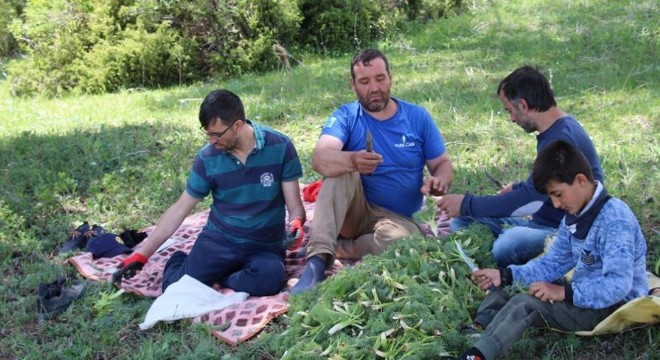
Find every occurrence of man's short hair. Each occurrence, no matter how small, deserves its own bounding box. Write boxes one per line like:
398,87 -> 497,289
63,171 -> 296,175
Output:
497,65 -> 557,112
533,140 -> 595,194
350,48 -> 390,79
199,89 -> 245,129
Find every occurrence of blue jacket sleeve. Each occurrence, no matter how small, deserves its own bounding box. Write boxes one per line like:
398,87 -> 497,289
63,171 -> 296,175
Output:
460,172 -> 547,218
510,224 -> 575,284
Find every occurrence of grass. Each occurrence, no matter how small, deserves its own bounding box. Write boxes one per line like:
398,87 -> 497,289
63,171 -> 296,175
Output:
0,0 -> 658,358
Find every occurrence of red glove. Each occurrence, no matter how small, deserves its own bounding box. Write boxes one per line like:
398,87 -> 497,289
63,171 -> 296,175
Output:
112,253 -> 148,284
302,180 -> 323,202
284,217 -> 305,251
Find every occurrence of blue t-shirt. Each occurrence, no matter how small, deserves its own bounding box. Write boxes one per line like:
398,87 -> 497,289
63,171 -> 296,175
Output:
321,99 -> 446,217
186,120 -> 303,244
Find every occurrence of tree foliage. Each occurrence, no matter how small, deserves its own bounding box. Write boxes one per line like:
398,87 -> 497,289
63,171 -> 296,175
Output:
5,0 -> 464,96
0,0 -> 25,58
298,0 -> 384,53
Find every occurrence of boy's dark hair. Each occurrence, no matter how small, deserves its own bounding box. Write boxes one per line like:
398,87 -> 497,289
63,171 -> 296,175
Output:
497,65 -> 557,112
350,48 -> 390,79
533,140 -> 595,194
198,89 -> 245,129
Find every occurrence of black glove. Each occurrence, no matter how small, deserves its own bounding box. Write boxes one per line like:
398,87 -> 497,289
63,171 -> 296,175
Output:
119,229 -> 147,248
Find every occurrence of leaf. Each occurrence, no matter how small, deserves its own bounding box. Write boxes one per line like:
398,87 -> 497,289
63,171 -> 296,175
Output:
93,288 -> 125,316
374,349 -> 389,358
328,320 -> 353,335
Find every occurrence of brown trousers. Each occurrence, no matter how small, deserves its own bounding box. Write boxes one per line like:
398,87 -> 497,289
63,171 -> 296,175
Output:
306,172 -> 421,264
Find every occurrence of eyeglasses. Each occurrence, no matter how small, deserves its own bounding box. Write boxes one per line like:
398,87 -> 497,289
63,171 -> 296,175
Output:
201,126 -> 232,140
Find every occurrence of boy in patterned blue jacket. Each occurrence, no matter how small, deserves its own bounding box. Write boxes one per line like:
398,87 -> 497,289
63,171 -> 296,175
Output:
455,140 -> 648,360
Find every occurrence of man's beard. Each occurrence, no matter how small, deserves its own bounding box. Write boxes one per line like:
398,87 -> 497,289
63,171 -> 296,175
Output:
518,119 -> 537,133
216,138 -> 237,152
514,110 -> 537,133
360,92 -> 390,112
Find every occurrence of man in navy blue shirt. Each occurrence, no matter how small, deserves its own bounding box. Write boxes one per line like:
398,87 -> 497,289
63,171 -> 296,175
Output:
437,66 -> 604,267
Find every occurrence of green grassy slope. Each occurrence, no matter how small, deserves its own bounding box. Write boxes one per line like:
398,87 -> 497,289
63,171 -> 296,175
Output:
0,0 -> 657,358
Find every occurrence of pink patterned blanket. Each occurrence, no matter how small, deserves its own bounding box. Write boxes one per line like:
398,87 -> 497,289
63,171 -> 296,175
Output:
69,193 -> 449,345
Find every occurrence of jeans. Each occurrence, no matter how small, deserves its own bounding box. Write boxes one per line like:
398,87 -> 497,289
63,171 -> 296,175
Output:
162,229 -> 285,296
473,289 -> 619,359
451,216 -> 556,266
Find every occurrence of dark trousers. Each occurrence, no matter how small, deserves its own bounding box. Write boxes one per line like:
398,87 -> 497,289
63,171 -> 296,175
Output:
162,229 -> 285,296
474,289 -> 620,359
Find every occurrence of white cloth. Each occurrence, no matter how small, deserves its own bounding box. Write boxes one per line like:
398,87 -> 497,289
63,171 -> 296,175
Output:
139,275 -> 248,330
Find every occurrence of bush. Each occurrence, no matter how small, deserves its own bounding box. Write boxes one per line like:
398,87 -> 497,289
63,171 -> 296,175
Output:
298,0 -> 384,53
0,0 -> 25,58
408,0 -> 465,20
6,0 -> 466,96
6,0 -> 89,96
73,21 -> 196,94
198,0 -> 303,76
153,0 -> 302,76
296,0 -> 466,54
7,0 -> 303,96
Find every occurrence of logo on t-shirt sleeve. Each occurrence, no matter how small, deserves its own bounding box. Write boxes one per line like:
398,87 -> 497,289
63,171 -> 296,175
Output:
323,116 -> 338,129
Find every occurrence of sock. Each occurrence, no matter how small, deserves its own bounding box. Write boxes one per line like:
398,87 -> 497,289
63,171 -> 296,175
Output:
456,347 -> 486,360
290,255 -> 326,294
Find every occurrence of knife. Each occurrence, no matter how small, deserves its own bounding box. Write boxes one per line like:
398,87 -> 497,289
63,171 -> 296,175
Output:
454,240 -> 479,272
485,172 -> 503,189
366,129 -> 373,152
454,240 -> 496,291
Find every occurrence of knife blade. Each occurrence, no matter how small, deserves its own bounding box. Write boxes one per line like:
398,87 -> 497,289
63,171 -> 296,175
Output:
366,129 -> 373,152
485,171 -> 503,189
455,240 -> 496,291
454,240 -> 479,271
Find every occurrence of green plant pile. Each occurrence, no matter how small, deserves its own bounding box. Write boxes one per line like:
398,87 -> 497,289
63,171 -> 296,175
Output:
249,224 -> 497,359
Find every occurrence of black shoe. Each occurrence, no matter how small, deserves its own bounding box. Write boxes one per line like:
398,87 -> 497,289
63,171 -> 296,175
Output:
60,222 -> 90,253
36,275 -> 87,322
85,224 -> 106,240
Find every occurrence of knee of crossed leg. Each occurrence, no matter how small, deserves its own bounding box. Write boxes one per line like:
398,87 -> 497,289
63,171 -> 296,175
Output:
491,237 -> 520,267
247,261 -> 286,296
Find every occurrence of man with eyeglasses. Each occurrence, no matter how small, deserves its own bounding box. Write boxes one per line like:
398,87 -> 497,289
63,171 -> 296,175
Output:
115,89 -> 306,296
436,66 -> 604,268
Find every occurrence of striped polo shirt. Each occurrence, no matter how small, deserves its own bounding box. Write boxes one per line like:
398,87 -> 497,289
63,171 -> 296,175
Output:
186,120 -> 303,245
